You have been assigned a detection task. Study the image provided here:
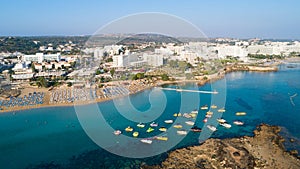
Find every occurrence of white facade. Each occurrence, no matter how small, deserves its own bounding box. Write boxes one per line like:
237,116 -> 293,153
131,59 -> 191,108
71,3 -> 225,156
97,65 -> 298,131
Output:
180,51 -> 199,64
23,53 -> 61,63
217,45 -> 248,59
112,55 -> 129,67
94,48 -> 104,59
144,54 -> 164,67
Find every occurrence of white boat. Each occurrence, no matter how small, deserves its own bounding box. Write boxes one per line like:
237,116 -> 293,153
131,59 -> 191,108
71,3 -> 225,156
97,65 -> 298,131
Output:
114,130 -> 122,136
140,139 -> 152,144
200,105 -> 209,110
205,114 -> 212,118
137,123 -> 145,128
185,120 -> 195,126
207,125 -> 217,132
177,130 -> 188,135
233,121 -> 244,126
164,120 -> 174,124
190,110 -> 198,114
220,123 -> 231,129
150,122 -> 158,127
183,113 -> 192,118
217,108 -> 226,113
217,118 -> 226,123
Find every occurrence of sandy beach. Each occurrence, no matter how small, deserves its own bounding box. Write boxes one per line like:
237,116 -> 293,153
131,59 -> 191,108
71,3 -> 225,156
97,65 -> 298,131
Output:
0,64 -> 279,113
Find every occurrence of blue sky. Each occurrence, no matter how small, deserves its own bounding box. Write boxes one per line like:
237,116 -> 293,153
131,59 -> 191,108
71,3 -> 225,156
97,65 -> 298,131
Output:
1,0 -> 300,39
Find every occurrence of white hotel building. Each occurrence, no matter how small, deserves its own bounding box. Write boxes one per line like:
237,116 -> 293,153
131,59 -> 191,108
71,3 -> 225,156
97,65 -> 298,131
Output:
23,53 -> 61,63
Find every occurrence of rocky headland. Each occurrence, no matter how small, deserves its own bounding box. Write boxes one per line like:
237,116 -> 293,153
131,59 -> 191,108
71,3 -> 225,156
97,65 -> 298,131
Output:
142,124 -> 300,169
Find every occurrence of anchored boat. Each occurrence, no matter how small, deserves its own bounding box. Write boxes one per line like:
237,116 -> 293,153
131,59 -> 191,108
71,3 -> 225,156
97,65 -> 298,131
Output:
140,139 -> 152,144
133,131 -> 139,137
207,125 -> 217,132
125,126 -> 133,132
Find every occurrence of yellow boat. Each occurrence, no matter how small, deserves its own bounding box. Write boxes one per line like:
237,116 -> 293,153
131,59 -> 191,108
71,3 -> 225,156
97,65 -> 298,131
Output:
159,127 -> 167,132
236,112 -> 247,116
173,124 -> 183,129
155,136 -> 168,141
125,126 -> 133,132
206,111 -> 213,115
190,113 -> 197,118
211,104 -> 217,109
133,131 -> 139,137
217,108 -> 226,113
173,113 -> 182,117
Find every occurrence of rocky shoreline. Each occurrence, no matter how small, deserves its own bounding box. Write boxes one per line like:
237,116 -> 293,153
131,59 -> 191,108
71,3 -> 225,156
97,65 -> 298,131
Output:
225,64 -> 278,73
142,124 -> 300,169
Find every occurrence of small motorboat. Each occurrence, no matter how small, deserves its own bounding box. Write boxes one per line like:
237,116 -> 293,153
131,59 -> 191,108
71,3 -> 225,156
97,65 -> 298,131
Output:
173,113 -> 182,117
217,118 -> 226,123
236,112 -> 247,116
220,123 -> 231,129
140,139 -> 152,144
146,127 -> 155,133
200,105 -> 209,110
233,121 -> 244,126
206,111 -> 213,115
207,125 -> 217,132
173,124 -> 183,129
211,104 -> 217,109
159,127 -> 167,132
185,120 -> 195,126
183,113 -> 192,118
205,114 -> 212,118
177,130 -> 188,135
190,126 -> 202,132
217,108 -> 226,113
203,118 -> 208,123
125,126 -> 133,132
189,113 -> 197,118
114,130 -> 122,135
150,122 -> 158,127
190,110 -> 198,114
133,131 -> 139,137
155,136 -> 168,141
164,120 -> 174,124
137,123 -> 145,128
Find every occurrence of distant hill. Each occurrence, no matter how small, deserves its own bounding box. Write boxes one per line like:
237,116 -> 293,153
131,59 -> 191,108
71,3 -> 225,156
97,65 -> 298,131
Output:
116,34 -> 182,45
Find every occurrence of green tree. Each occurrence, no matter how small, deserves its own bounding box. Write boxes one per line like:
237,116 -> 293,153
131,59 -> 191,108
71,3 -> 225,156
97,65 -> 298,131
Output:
31,63 -> 37,73
136,73 -> 144,79
95,70 -> 101,75
110,68 -> 115,77
161,74 -> 169,81
67,82 -> 72,87
36,77 -> 48,88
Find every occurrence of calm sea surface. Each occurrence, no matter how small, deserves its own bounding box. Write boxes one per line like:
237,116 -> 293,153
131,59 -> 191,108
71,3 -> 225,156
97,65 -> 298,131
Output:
0,64 -> 300,168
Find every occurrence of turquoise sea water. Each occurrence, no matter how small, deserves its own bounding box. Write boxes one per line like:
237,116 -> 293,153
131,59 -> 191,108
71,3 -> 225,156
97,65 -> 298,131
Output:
0,64 -> 300,168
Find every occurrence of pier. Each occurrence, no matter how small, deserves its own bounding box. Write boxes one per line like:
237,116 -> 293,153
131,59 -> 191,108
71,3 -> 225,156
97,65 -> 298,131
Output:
156,87 -> 218,94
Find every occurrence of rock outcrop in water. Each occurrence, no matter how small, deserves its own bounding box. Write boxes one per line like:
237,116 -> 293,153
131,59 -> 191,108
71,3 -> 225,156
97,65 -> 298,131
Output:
142,124 -> 300,169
